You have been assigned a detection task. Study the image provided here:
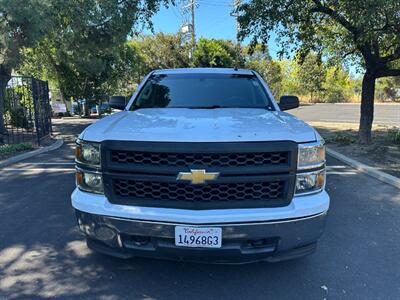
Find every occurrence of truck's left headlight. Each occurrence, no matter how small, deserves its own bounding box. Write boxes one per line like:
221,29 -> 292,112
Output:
295,169 -> 325,195
298,141 -> 325,170
76,170 -> 104,194
75,139 -> 100,167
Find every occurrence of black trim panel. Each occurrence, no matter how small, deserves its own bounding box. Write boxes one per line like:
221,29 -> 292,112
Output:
101,141 -> 298,210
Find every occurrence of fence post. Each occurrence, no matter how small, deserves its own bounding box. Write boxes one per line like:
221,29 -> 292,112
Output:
0,75 -> 10,144
31,77 -> 41,146
45,81 -> 52,134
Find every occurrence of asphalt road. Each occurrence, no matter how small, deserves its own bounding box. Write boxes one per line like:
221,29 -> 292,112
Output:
1,118 -> 400,300
290,103 -> 400,126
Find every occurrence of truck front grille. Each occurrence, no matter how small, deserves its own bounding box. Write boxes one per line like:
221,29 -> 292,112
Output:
113,178 -> 284,203
102,141 -> 297,209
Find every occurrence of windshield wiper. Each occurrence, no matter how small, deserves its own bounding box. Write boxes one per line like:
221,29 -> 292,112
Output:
185,105 -> 271,109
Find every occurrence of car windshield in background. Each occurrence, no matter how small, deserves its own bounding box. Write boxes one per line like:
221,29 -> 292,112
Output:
131,73 -> 274,110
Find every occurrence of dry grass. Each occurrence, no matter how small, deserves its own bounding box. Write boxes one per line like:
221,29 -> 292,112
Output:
297,94 -> 399,104
308,121 -> 400,178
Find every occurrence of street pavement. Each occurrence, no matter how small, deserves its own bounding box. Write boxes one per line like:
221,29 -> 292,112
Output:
290,103 -> 400,126
1,118 -> 400,300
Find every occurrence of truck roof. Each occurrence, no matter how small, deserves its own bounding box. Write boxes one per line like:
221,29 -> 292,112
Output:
152,68 -> 255,75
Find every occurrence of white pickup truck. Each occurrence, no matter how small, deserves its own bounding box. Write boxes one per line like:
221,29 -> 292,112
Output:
72,68 -> 329,263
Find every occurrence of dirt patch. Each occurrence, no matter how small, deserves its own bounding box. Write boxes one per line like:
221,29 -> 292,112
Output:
309,122 -> 400,178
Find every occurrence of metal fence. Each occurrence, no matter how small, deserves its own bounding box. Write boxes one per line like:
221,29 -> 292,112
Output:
0,76 -> 52,146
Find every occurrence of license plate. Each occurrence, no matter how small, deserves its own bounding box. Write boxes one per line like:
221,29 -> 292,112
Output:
175,226 -> 222,248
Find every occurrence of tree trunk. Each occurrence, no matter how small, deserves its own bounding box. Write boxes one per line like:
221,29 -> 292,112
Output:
358,72 -> 376,144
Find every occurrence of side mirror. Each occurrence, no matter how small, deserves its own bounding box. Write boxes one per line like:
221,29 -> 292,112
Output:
279,95 -> 299,111
109,96 -> 126,110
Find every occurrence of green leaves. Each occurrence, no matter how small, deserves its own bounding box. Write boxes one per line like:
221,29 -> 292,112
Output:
10,0 -> 172,105
237,0 -> 400,70
133,33 -> 191,73
193,38 -> 236,68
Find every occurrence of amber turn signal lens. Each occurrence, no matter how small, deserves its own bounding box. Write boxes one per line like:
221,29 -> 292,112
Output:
316,171 -> 325,187
76,171 -> 84,186
75,145 -> 82,160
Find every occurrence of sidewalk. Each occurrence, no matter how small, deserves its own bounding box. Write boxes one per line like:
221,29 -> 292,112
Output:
0,118 -> 95,168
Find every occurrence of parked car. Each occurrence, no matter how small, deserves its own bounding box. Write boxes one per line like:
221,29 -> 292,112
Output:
90,103 -> 111,116
72,68 -> 329,263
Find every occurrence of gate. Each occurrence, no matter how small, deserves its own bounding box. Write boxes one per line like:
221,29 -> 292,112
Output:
0,76 -> 52,146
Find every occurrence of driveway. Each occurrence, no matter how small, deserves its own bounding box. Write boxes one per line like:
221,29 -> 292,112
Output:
1,118 -> 399,300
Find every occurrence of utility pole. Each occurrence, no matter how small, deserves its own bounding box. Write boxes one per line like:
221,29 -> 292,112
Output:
180,0 -> 197,62
231,0 -> 241,67
232,0 -> 241,44
191,0 -> 195,54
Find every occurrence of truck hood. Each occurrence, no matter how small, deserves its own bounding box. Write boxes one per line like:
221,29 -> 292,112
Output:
80,108 -> 317,143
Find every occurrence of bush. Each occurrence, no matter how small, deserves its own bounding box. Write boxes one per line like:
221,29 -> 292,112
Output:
5,107 -> 33,129
387,128 -> 400,144
0,143 -> 34,155
324,89 -> 347,103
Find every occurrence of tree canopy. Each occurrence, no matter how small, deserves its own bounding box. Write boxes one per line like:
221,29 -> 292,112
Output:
243,44 -> 283,98
0,0 -> 169,130
297,53 -> 326,102
193,38 -> 237,68
133,33 -> 191,75
237,0 -> 400,143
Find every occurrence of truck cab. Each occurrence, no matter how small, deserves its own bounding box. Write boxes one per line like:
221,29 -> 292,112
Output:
72,68 -> 329,263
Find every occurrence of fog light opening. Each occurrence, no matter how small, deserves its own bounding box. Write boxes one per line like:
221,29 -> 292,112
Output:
131,235 -> 151,246
95,226 -> 117,241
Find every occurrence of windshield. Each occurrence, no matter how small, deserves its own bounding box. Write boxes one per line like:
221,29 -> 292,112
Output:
131,73 -> 274,110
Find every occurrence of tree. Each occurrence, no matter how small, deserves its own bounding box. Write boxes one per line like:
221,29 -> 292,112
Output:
1,0 -> 169,128
132,32 -> 191,76
297,53 -> 326,102
244,44 -> 283,98
237,0 -> 400,143
0,0 -> 54,134
277,60 -> 301,96
323,66 -> 353,103
376,76 -> 400,102
193,38 -> 237,68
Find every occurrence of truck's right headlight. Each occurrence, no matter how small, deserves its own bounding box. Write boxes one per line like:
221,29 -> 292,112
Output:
295,169 -> 325,195
76,169 -> 104,194
75,139 -> 101,167
297,141 -> 325,170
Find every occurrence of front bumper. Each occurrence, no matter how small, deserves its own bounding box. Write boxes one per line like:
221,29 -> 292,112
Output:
72,188 -> 329,263
71,188 -> 330,224
75,209 -> 327,263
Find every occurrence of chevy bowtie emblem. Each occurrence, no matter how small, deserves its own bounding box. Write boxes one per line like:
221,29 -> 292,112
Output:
177,169 -> 220,185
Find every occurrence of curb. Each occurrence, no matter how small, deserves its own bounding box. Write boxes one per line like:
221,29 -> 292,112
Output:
0,138 -> 64,169
327,147 -> 400,190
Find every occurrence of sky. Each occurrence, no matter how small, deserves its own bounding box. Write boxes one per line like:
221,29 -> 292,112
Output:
148,1 -> 281,59
147,1 -> 361,77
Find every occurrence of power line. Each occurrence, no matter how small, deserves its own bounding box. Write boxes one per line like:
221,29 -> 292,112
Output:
196,1 -> 231,7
